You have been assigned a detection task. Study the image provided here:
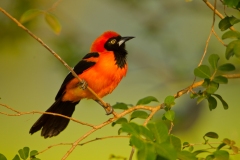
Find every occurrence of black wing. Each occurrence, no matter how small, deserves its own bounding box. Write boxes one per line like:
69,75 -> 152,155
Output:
55,52 -> 99,100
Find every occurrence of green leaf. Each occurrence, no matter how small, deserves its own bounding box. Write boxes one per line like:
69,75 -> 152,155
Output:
229,15 -> 240,25
193,150 -> 209,156
121,122 -> 140,135
202,78 -> 210,88
136,96 -> 159,105
137,143 -> 156,160
189,146 -> 194,152
112,102 -> 128,110
139,126 -> 154,141
190,93 -> 198,99
225,40 -> 236,59
218,63 -> 235,71
194,65 -> 211,78
168,135 -> 181,151
44,12 -> 61,34
0,154 -> 7,160
213,150 -> 229,160
118,127 -> 123,135
217,143 -> 227,150
233,41 -> 240,58
130,135 -> 145,149
208,54 -> 220,69
223,0 -> 240,7
177,150 -> 197,160
208,96 -> 217,111
112,117 -> 128,127
206,81 -> 219,94
18,147 -> 29,160
147,122 -> 169,143
183,142 -> 190,148
164,96 -> 175,107
225,40 -> 240,59
121,122 -> 154,140
222,30 -> 240,40
155,143 -> 177,160
30,150 -> 38,159
183,142 -> 194,152
213,94 -> 229,110
130,111 -> 149,120
219,16 -> 240,31
30,150 -> 38,157
219,16 -> 232,31
197,95 -> 207,104
13,154 -> 21,160
213,76 -> 228,84
204,132 -> 219,139
164,110 -> 175,121
206,155 -> 215,160
20,9 -> 43,23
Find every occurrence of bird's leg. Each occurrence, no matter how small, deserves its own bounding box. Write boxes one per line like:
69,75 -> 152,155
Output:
95,100 -> 113,115
78,80 -> 113,114
78,79 -> 88,90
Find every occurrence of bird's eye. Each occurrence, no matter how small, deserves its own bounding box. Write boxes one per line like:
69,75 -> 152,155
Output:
110,39 -> 116,44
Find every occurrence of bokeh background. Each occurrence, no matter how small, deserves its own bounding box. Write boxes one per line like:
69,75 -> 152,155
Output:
0,0 -> 240,159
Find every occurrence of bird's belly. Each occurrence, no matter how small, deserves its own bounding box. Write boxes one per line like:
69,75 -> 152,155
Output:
62,65 -> 127,102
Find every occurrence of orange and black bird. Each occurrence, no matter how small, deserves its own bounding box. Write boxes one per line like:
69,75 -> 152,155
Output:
29,31 -> 134,138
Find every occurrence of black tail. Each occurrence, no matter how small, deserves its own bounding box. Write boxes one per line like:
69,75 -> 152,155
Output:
29,99 -> 79,138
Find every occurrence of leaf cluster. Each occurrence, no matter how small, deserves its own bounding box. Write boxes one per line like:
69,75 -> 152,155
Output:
0,147 -> 39,160
112,96 -> 158,127
20,9 -> 61,34
120,121 -> 196,160
184,132 -> 239,160
193,54 -> 234,111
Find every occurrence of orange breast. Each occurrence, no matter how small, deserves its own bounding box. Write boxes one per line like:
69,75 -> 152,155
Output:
62,52 -> 127,102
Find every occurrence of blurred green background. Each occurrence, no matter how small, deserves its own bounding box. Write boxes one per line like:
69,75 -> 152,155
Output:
0,0 -> 240,159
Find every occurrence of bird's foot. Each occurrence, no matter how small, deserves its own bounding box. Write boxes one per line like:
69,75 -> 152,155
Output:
79,79 -> 88,90
95,100 -> 113,115
104,103 -> 113,115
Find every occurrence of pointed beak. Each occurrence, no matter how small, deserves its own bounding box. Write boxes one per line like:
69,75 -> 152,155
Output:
118,36 -> 135,46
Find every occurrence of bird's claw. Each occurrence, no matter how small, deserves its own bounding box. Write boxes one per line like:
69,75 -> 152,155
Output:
79,80 -> 88,90
105,103 -> 113,115
95,100 -> 113,115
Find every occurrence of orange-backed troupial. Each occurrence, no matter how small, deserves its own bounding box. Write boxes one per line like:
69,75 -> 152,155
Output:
29,31 -> 134,138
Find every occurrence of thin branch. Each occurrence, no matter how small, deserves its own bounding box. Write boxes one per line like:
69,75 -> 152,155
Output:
0,103 -> 95,128
199,28 -> 213,67
143,103 -> 164,126
0,7 -> 110,112
38,143 -> 72,155
175,80 -> 204,98
198,0 -> 217,67
38,135 -> 129,155
212,29 -> 227,46
168,121 -> 174,135
129,147 -> 135,160
223,74 -> 240,79
79,135 -> 130,146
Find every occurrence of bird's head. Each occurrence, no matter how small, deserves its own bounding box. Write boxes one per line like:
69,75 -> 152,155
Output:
90,31 -> 134,52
